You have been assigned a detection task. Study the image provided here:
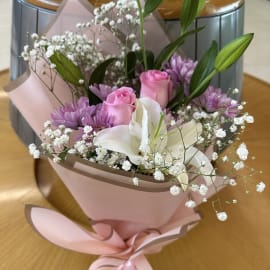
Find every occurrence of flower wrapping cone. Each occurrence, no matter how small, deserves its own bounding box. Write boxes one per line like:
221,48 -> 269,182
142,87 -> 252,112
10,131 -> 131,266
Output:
4,0 -> 226,269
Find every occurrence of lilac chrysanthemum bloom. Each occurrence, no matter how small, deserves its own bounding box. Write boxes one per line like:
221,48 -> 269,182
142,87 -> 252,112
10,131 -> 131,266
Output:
165,54 -> 197,90
89,84 -> 117,101
81,103 -> 114,130
195,86 -> 239,118
51,97 -> 91,128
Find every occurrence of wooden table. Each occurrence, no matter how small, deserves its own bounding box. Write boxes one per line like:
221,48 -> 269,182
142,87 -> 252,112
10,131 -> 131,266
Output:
0,74 -> 270,269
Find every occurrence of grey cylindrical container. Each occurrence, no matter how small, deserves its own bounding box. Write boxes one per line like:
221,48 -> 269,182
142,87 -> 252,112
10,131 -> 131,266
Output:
10,0 -> 245,145
10,0 -> 55,145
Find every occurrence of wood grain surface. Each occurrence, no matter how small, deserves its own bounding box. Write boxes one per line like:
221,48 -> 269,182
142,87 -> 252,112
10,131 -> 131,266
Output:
0,73 -> 270,270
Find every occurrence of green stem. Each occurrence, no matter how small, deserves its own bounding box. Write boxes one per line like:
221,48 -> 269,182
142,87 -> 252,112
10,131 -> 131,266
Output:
136,0 -> 148,70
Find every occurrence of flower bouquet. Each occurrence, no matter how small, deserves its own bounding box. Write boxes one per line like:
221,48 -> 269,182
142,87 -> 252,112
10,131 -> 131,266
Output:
4,0 -> 265,269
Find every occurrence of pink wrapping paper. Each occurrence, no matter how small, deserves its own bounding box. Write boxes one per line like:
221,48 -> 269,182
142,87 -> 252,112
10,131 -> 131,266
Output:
4,0 -> 228,269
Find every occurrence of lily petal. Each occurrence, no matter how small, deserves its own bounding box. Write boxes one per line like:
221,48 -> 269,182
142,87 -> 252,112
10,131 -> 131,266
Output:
94,125 -> 142,164
167,120 -> 202,152
186,146 -> 216,185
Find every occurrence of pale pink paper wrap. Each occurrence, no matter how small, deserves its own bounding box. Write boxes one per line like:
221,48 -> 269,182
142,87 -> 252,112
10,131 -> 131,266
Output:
4,1 -> 227,269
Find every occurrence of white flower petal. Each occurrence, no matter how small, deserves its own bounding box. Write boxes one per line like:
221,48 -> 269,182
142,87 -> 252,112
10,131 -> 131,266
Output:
186,147 -> 215,185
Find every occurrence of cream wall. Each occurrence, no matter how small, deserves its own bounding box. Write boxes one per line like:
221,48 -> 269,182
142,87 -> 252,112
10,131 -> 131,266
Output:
0,0 -> 11,71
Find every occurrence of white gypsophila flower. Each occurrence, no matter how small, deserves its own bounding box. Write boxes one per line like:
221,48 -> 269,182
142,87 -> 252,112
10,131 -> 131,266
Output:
236,143 -> 249,161
83,125 -> 93,134
234,161 -> 244,170
233,88 -> 239,94
238,104 -> 244,110
170,185 -> 181,196
132,177 -> 139,186
32,149 -> 40,159
197,136 -> 204,144
244,114 -> 254,123
199,184 -> 208,196
232,199 -> 238,204
78,79 -> 84,85
53,156 -> 61,163
154,152 -> 164,166
153,169 -> 165,181
43,120 -> 51,128
31,33 -> 39,40
170,119 -> 176,126
256,181 -> 266,193
44,129 -> 53,138
28,143 -> 37,155
230,124 -> 237,133
193,112 -> 203,120
168,163 -> 184,176
95,147 -> 107,160
58,125 -> 65,130
222,155 -> 228,162
229,179 -> 237,186
185,200 -> 196,208
234,117 -> 244,125
212,152 -> 218,161
202,198 -> 208,202
74,141 -> 87,154
53,129 -> 62,137
215,128 -> 226,138
122,160 -> 132,171
64,128 -> 73,134
216,211 -> 228,222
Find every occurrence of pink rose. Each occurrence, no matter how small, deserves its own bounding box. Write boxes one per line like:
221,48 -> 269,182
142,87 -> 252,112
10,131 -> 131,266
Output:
140,70 -> 172,108
103,87 -> 136,126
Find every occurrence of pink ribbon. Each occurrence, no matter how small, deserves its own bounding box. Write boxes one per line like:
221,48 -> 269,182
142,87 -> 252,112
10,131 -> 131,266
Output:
25,203 -> 201,270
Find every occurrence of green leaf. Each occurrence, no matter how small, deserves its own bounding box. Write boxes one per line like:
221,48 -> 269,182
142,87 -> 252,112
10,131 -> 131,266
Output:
154,27 -> 204,70
89,58 -> 116,85
125,52 -> 137,79
143,0 -> 163,17
136,50 -> 155,69
167,84 -> 185,111
180,0 -> 205,34
189,41 -> 218,98
49,51 -> 84,86
215,33 -> 254,72
197,0 -> 205,16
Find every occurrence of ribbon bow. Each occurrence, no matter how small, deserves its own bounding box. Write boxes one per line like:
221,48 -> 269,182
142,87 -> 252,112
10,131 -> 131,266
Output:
25,203 -> 201,270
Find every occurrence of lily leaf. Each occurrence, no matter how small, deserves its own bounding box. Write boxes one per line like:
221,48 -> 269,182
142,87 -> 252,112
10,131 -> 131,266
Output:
215,33 -> 254,72
136,50 -> 155,70
143,0 -> 163,17
125,51 -> 137,79
89,58 -> 116,85
167,84 -> 185,111
180,0 -> 205,34
154,26 -> 204,70
188,41 -> 218,99
49,51 -> 84,86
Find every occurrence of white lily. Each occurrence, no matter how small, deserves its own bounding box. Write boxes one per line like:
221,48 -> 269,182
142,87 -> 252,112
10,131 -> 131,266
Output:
94,98 -> 215,190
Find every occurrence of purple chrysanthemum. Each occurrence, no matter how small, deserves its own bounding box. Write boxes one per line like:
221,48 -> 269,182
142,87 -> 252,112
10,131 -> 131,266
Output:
89,84 -> 117,101
195,86 -> 239,118
165,54 -> 197,89
81,103 -> 114,130
51,97 -> 113,130
51,97 -> 91,128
